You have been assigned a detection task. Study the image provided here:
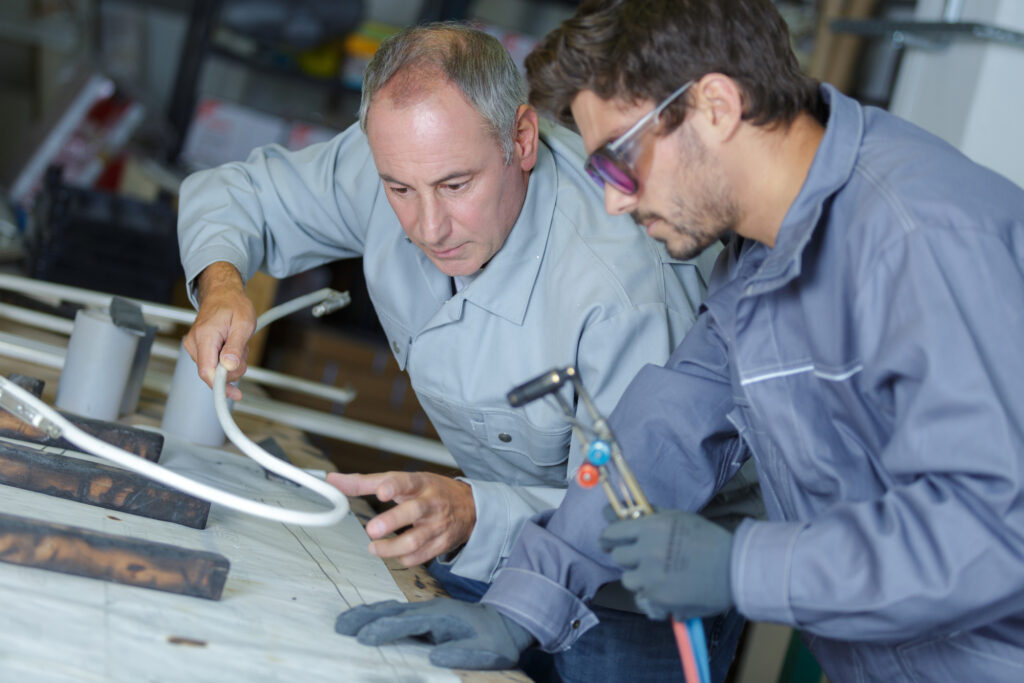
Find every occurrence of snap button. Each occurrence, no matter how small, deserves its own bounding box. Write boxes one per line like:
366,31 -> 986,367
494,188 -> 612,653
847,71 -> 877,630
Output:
498,432 -> 512,443
571,619 -> 581,629
391,340 -> 400,353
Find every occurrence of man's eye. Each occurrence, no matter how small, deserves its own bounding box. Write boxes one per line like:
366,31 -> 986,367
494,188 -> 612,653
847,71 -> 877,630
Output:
445,181 -> 467,192
389,186 -> 409,195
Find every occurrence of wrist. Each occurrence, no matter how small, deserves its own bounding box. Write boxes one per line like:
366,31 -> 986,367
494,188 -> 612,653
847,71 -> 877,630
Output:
197,262 -> 244,304
457,479 -> 477,532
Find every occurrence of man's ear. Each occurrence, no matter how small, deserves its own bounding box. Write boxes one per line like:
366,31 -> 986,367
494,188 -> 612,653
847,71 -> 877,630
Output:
514,105 -> 540,172
691,74 -> 744,144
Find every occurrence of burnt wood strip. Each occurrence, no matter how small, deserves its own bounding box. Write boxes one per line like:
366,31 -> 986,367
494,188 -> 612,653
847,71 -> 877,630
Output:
0,511 -> 229,600
2,373 -> 164,462
7,373 -> 44,397
0,441 -> 210,529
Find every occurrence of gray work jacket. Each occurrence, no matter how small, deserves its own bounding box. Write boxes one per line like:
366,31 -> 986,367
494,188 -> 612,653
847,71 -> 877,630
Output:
177,119 -> 717,582
483,85 -> 1024,682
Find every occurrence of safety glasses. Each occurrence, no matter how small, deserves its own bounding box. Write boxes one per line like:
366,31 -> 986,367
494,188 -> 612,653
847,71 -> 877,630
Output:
584,80 -> 695,196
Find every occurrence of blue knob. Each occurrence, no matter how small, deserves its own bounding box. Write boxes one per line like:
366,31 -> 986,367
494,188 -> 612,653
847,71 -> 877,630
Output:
588,440 -> 611,466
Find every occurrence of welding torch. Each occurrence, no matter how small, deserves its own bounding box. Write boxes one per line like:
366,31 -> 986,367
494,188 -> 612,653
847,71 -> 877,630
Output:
507,366 -> 711,683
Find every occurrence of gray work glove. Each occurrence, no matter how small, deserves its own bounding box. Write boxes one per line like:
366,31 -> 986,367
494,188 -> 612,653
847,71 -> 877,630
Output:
600,507 -> 734,621
335,598 -> 535,670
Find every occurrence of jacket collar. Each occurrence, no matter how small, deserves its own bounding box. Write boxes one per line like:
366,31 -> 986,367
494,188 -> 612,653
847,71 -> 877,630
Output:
744,84 -> 864,295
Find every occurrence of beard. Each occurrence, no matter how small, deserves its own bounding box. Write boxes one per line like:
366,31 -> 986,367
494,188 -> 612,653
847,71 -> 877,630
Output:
632,210 -> 728,260
632,124 -> 738,260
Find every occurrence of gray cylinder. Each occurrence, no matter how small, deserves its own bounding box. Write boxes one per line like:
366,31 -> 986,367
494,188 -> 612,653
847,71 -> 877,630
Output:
56,308 -> 142,421
161,343 -> 228,447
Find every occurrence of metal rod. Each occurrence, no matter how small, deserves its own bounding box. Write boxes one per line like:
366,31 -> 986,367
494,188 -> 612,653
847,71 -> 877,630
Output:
0,274 -> 198,324
830,19 -> 1024,50
0,336 -> 454,468
0,302 -> 356,405
943,0 -> 964,23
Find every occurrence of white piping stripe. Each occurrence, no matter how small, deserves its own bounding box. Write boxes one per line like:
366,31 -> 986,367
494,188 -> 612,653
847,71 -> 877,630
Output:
814,365 -> 863,382
740,363 -> 863,386
740,364 -> 814,385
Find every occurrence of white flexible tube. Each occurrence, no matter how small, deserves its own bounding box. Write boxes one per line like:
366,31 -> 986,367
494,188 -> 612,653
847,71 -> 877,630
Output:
0,289 -> 354,527
198,289 -> 354,524
0,333 -> 455,467
211,364 -> 349,525
0,377 -> 349,525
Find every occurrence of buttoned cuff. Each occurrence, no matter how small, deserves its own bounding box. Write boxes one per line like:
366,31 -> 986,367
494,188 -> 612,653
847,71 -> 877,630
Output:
440,479 -> 515,583
481,567 -> 599,653
731,518 -> 805,626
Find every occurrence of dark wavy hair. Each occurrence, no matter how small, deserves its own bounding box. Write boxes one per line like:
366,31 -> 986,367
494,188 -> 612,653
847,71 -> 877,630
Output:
525,0 -> 822,132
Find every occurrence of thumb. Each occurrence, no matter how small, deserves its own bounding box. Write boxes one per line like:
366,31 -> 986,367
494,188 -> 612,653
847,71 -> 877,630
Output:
220,324 -> 250,373
430,641 -> 518,671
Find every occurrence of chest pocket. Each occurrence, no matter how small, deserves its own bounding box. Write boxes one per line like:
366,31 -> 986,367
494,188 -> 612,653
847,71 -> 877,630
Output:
479,410 -> 571,486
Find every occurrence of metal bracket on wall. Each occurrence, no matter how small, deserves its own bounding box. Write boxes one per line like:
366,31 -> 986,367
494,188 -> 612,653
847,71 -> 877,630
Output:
831,0 -> 1024,52
831,18 -> 1024,51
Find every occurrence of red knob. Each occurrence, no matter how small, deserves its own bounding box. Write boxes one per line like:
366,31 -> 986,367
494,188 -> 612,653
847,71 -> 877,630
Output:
577,463 -> 600,488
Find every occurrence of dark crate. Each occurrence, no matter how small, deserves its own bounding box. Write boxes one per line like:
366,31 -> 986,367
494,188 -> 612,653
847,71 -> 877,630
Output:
29,167 -> 182,303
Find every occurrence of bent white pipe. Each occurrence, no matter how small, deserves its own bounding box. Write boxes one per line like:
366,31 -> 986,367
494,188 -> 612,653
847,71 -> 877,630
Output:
0,376 -> 350,526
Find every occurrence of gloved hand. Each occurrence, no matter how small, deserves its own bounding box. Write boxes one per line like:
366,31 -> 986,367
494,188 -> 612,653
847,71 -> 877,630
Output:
600,507 -> 734,621
335,598 -> 535,670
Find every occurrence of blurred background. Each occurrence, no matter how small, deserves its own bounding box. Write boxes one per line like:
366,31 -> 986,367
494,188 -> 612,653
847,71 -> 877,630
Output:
0,2 -> 1021,679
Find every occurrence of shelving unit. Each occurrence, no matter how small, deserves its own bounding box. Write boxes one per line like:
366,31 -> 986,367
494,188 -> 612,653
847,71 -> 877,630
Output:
165,0 -> 363,163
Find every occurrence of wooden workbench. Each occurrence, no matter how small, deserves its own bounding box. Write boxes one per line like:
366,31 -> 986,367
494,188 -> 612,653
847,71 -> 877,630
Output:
0,320 -> 529,683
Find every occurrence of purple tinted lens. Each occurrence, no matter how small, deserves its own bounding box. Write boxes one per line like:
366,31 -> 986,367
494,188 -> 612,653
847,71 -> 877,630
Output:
588,153 -> 638,195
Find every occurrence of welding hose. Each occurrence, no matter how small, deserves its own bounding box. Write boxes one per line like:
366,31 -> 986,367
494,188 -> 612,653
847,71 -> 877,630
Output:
576,440 -> 712,682
674,617 -> 711,683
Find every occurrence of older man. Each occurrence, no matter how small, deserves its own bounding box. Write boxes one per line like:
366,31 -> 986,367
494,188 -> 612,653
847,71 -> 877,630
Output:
336,2 -> 1024,682
178,22 -> 749,683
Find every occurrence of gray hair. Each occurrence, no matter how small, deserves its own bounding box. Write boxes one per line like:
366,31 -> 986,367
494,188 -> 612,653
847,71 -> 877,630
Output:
358,22 -> 526,164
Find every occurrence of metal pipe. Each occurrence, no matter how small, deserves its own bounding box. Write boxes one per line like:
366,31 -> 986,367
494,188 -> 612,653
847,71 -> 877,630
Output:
0,302 -> 356,405
0,335 -> 453,468
232,397 -> 456,469
943,0 -> 964,23
0,273 -> 197,324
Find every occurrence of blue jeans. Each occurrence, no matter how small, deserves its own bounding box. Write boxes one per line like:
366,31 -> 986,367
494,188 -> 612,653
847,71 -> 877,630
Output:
429,561 -> 745,683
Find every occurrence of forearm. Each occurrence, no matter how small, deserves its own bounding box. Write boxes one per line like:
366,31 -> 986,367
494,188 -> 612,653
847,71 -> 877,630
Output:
195,262 -> 245,307
736,470 -> 1024,641
183,260 -> 257,391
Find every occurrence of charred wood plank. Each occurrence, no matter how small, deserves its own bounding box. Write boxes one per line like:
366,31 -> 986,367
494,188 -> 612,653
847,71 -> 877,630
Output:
0,511 -> 229,599
2,373 -> 164,462
0,441 -> 210,529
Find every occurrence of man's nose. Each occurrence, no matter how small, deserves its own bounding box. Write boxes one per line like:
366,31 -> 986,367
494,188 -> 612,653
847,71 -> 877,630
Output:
604,183 -> 638,216
418,195 -> 450,243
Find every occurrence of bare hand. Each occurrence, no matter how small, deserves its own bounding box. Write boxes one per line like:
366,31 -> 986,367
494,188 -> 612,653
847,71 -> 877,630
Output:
183,262 -> 255,401
327,471 -> 476,567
